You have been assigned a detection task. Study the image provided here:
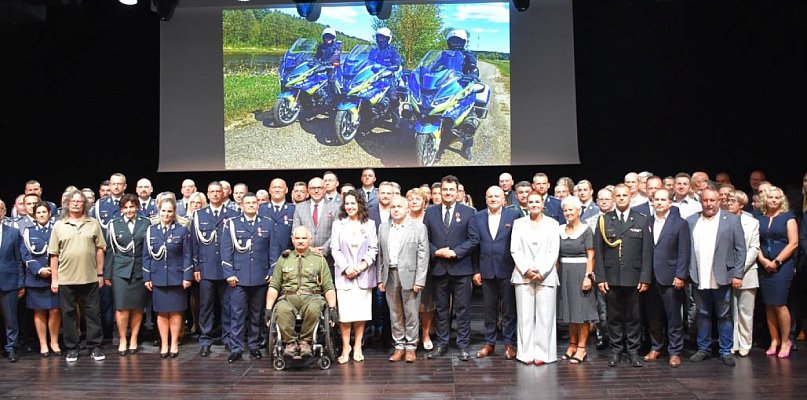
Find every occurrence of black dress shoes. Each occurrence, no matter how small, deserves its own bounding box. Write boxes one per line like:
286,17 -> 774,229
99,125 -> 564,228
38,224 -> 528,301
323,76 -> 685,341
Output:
427,346 -> 447,359
8,350 -> 18,362
596,337 -> 607,350
199,345 -> 211,357
608,352 -> 621,367
458,348 -> 470,362
228,352 -> 242,363
250,349 -> 263,359
628,353 -> 644,367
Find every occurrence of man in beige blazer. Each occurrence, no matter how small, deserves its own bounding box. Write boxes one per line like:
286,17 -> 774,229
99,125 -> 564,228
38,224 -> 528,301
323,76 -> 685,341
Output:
377,196 -> 429,363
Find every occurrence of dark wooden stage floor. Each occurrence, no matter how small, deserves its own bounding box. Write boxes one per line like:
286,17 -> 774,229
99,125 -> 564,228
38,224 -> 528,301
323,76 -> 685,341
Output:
2,293 -> 807,399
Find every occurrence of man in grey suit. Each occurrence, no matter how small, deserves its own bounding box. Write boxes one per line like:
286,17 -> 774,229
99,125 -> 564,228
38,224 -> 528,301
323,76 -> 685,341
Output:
292,177 -> 337,263
687,187 -> 746,366
377,195 -> 429,363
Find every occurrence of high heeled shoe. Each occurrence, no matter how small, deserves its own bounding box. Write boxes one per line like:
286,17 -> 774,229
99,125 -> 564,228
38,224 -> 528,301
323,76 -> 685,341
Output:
766,343 -> 779,356
170,352 -> 179,358
160,352 -> 169,359
561,343 -> 577,360
778,341 -> 792,359
569,350 -> 587,364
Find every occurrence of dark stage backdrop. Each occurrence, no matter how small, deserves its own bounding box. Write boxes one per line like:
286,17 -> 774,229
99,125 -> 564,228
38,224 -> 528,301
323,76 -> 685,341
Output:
2,0 -> 805,210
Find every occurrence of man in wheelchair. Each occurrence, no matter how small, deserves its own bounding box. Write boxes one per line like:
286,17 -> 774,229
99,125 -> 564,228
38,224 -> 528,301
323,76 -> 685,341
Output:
265,226 -> 338,359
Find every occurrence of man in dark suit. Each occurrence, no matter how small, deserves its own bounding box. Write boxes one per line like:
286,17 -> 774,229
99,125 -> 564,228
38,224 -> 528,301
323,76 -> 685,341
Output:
0,221 -> 23,362
424,175 -> 480,361
359,168 -> 379,209
687,188 -> 746,367
531,173 -> 563,223
471,186 -> 520,360
594,184 -> 653,367
642,189 -> 690,368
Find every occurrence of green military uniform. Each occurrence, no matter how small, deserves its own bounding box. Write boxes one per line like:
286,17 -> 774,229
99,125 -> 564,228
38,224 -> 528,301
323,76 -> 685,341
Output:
270,249 -> 334,344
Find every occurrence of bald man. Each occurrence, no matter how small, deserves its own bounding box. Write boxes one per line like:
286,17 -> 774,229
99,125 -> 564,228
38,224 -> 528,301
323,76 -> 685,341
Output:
499,172 -> 516,207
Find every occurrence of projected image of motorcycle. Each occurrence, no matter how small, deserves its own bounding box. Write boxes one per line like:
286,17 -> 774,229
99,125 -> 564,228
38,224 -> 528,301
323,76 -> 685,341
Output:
272,38 -> 339,127
403,50 -> 490,167
333,44 -> 405,145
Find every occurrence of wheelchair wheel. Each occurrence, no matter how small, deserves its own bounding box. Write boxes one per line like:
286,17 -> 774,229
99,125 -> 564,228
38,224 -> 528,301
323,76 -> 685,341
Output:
321,307 -> 336,361
319,355 -> 331,370
266,310 -> 278,364
273,357 -> 286,371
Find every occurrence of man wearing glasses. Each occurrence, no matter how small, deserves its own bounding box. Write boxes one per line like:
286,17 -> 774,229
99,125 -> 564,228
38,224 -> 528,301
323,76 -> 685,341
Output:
293,177 -> 338,278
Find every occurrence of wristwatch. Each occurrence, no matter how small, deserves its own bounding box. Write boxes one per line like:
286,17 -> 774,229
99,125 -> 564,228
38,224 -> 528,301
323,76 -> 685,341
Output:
773,259 -> 782,267
585,272 -> 595,281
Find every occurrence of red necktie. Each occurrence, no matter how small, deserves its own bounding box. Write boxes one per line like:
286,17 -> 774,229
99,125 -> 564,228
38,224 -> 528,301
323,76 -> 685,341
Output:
313,202 -> 319,227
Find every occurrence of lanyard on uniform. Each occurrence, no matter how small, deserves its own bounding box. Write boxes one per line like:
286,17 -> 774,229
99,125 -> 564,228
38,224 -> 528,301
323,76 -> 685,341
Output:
598,215 -> 623,258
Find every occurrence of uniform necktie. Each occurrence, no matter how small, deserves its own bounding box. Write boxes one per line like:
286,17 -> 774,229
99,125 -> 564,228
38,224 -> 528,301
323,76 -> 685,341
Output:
141,202 -> 147,210
128,220 -> 134,233
313,202 -> 319,227
620,212 -> 626,224
249,219 -> 255,226
274,205 -> 280,213
366,191 -> 371,200
522,208 -> 528,217
443,206 -> 451,230
213,210 -> 219,219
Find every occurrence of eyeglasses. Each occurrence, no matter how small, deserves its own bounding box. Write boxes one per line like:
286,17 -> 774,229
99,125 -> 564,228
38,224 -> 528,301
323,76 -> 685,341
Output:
727,199 -> 738,204
309,186 -> 324,190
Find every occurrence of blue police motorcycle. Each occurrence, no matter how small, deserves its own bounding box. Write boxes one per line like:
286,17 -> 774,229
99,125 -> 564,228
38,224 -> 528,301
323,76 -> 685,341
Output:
272,38 -> 339,127
332,45 -> 404,144
402,50 -> 490,166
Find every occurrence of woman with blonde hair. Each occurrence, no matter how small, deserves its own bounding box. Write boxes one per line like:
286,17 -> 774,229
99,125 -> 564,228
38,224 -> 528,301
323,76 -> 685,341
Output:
755,186 -> 799,358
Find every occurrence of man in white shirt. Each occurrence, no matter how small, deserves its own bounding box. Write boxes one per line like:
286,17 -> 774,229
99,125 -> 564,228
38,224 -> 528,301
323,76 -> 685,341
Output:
672,173 -> 702,219
686,188 -> 746,367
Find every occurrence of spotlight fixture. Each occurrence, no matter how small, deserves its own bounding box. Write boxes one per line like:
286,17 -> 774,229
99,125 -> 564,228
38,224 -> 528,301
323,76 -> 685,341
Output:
119,0 -> 138,5
295,1 -> 321,22
364,1 -> 391,20
512,0 -> 529,12
152,0 -> 178,21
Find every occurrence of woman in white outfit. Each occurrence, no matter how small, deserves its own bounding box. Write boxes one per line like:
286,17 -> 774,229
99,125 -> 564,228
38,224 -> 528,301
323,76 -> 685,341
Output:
510,191 -> 560,365
727,190 -> 760,356
331,191 -> 378,364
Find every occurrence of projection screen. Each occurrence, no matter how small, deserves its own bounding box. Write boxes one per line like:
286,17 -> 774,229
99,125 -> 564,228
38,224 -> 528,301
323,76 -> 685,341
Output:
159,0 -> 578,171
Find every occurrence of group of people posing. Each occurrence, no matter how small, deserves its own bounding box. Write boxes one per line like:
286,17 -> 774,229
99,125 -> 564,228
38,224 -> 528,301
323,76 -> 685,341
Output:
0,168 -> 804,371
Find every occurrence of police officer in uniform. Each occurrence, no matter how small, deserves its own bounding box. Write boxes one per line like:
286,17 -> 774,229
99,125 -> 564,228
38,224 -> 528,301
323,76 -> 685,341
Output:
257,178 -> 295,268
445,29 -> 480,160
220,193 -> 273,362
91,172 -> 128,343
265,226 -> 337,358
191,181 -> 239,357
368,27 -> 402,120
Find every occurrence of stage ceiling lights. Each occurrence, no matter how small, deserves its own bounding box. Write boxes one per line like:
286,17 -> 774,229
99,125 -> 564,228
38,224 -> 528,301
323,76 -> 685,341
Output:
364,1 -> 391,20
295,0 -> 321,22
512,0 -> 529,12
119,0 -> 138,5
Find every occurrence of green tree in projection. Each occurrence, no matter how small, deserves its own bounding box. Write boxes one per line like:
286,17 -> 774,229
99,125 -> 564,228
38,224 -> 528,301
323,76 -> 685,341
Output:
223,9 -> 258,47
372,4 -> 444,68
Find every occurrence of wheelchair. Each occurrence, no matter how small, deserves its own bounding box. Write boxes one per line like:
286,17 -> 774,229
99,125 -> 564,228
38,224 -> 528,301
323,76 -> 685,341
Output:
266,302 -> 338,370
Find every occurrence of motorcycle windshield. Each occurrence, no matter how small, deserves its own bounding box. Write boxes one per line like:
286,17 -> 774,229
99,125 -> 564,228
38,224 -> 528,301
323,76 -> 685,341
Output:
282,38 -> 317,72
417,50 -> 464,91
341,45 -> 372,77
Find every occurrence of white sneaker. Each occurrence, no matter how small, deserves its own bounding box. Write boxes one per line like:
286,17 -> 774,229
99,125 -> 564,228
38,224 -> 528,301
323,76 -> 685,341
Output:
91,347 -> 106,361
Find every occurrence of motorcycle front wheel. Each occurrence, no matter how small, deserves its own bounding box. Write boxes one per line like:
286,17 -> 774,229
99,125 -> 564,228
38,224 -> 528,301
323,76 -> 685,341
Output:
416,134 -> 439,167
333,109 -> 360,144
272,97 -> 301,127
